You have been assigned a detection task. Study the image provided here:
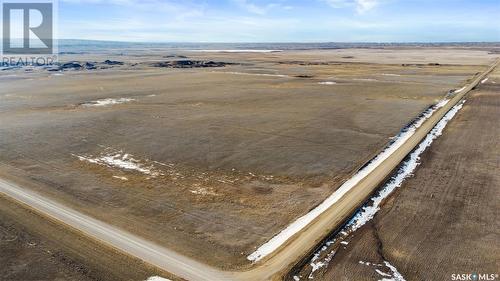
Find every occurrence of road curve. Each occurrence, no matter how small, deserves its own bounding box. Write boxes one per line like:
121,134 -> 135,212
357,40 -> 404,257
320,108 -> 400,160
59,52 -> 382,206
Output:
1,58 -> 498,281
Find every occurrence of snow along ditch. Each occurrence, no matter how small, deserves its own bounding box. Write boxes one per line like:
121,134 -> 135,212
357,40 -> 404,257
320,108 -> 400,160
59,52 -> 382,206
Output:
247,94 -> 465,262
295,99 -> 466,280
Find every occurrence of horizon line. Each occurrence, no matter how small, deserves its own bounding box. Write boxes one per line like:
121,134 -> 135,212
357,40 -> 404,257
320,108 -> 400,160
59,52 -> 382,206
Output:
55,39 -> 500,44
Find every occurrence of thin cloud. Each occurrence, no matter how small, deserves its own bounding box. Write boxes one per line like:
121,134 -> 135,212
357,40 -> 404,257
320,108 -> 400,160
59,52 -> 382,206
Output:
323,0 -> 379,14
323,0 -> 350,8
61,0 -> 205,15
355,0 -> 378,13
232,0 -> 283,15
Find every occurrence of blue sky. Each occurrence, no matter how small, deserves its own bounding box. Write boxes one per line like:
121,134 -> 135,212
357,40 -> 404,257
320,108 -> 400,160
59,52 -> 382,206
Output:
58,0 -> 500,42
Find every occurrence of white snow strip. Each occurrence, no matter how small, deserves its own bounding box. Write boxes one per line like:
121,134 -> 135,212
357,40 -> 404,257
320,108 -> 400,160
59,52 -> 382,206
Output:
359,260 -> 383,267
379,261 -> 406,281
435,99 -> 450,108
454,86 -> 467,93
318,81 -> 337,85
82,98 -> 135,107
347,100 -> 464,232
100,155 -> 155,175
481,78 -> 489,84
188,49 -> 282,53
247,98 -> 451,262
376,269 -> 392,277
145,277 -> 172,281
381,74 -> 401,77
112,176 -> 128,181
309,250 -> 336,278
310,261 -> 325,274
358,259 -> 406,281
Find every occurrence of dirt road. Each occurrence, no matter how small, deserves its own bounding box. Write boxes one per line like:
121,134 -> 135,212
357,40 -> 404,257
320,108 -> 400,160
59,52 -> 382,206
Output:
1,59 -> 498,281
0,179 -> 233,281
313,65 -> 500,281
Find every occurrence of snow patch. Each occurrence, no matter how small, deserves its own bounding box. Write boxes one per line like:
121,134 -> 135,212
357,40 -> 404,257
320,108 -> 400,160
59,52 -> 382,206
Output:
381,74 -> 401,77
376,269 -> 392,277
145,277 -> 172,281
74,148 -> 277,188
435,99 -> 450,108
73,150 -> 161,177
379,261 -> 406,281
309,250 -> 336,278
318,81 -> 337,85
82,98 -> 135,107
190,187 -> 219,196
247,98 -> 451,262
481,78 -> 489,84
358,259 -> 406,281
454,86 -> 467,93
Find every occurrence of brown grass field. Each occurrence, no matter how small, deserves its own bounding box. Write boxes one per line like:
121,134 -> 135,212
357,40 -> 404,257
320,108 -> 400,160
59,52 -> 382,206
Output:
0,46 -> 497,274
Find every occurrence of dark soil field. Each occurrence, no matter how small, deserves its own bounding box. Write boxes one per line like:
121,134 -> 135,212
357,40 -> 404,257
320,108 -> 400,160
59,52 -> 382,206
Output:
304,68 -> 500,281
0,195 -> 172,281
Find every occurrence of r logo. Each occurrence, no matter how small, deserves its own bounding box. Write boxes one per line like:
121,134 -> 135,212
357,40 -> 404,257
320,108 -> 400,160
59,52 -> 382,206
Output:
2,2 -> 54,54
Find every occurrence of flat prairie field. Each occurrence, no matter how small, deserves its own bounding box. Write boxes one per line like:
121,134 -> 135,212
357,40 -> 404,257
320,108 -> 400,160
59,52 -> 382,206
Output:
0,47 -> 496,268
303,63 -> 500,281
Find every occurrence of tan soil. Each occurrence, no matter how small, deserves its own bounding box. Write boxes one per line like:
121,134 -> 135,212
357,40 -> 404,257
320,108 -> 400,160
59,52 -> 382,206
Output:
0,47 -> 496,269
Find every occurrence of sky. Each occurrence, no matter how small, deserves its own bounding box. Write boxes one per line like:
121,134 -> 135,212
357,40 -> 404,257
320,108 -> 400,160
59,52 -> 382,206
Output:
56,0 -> 500,42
